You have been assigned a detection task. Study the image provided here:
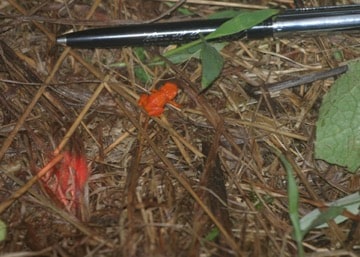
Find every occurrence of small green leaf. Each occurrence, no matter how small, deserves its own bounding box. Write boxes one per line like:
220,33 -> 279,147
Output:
134,66 -> 151,84
164,42 -> 227,65
272,147 -> 304,257
134,47 -> 147,61
205,9 -> 279,40
333,50 -> 344,62
108,61 -> 126,68
133,47 -> 152,83
0,219 -> 6,242
278,154 -> 302,239
205,227 -> 220,241
165,42 -> 205,64
200,41 -> 224,88
315,61 -> 360,173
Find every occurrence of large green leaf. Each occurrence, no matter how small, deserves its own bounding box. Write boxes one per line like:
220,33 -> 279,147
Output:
315,62 -> 360,173
164,9 -> 278,62
150,9 -> 277,88
205,9 -> 279,40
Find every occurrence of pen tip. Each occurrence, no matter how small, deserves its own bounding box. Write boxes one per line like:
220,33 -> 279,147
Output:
56,36 -> 67,45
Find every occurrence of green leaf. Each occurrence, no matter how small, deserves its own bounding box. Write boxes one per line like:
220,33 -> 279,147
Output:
271,147 -> 304,257
333,50 -> 344,62
153,9 -> 278,89
164,42 -> 204,63
204,227 -> 220,241
134,47 -> 147,61
300,192 -> 360,235
301,206 -> 344,237
205,9 -> 279,40
162,9 -> 278,66
278,155 -> 303,238
163,42 -> 227,65
0,219 -> 6,242
315,61 -> 360,173
200,41 -> 224,88
134,66 -> 151,84
133,47 -> 152,83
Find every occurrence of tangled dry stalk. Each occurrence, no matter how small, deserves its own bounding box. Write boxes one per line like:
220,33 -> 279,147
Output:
0,0 -> 360,256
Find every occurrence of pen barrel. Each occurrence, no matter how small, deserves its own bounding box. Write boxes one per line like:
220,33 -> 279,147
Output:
59,19 -> 229,48
57,5 -> 360,48
248,4 -> 360,38
271,5 -> 360,37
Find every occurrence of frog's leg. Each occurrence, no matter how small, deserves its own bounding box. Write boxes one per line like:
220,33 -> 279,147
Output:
138,94 -> 149,106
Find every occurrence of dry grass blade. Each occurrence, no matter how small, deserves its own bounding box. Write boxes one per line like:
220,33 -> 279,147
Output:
104,83 -> 242,255
1,0 -> 360,256
2,161 -> 113,248
0,85 -> 47,161
54,77 -> 107,155
153,53 -> 244,155
156,0 -> 267,9
0,153 -> 64,214
190,125 -> 235,256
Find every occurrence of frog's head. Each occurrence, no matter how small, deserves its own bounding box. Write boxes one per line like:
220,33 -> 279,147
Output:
161,82 -> 178,99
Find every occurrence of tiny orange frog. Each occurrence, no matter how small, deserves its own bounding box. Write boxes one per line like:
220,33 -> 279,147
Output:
138,82 -> 179,116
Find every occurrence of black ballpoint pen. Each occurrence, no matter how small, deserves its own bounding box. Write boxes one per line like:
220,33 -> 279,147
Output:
56,5 -> 360,48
